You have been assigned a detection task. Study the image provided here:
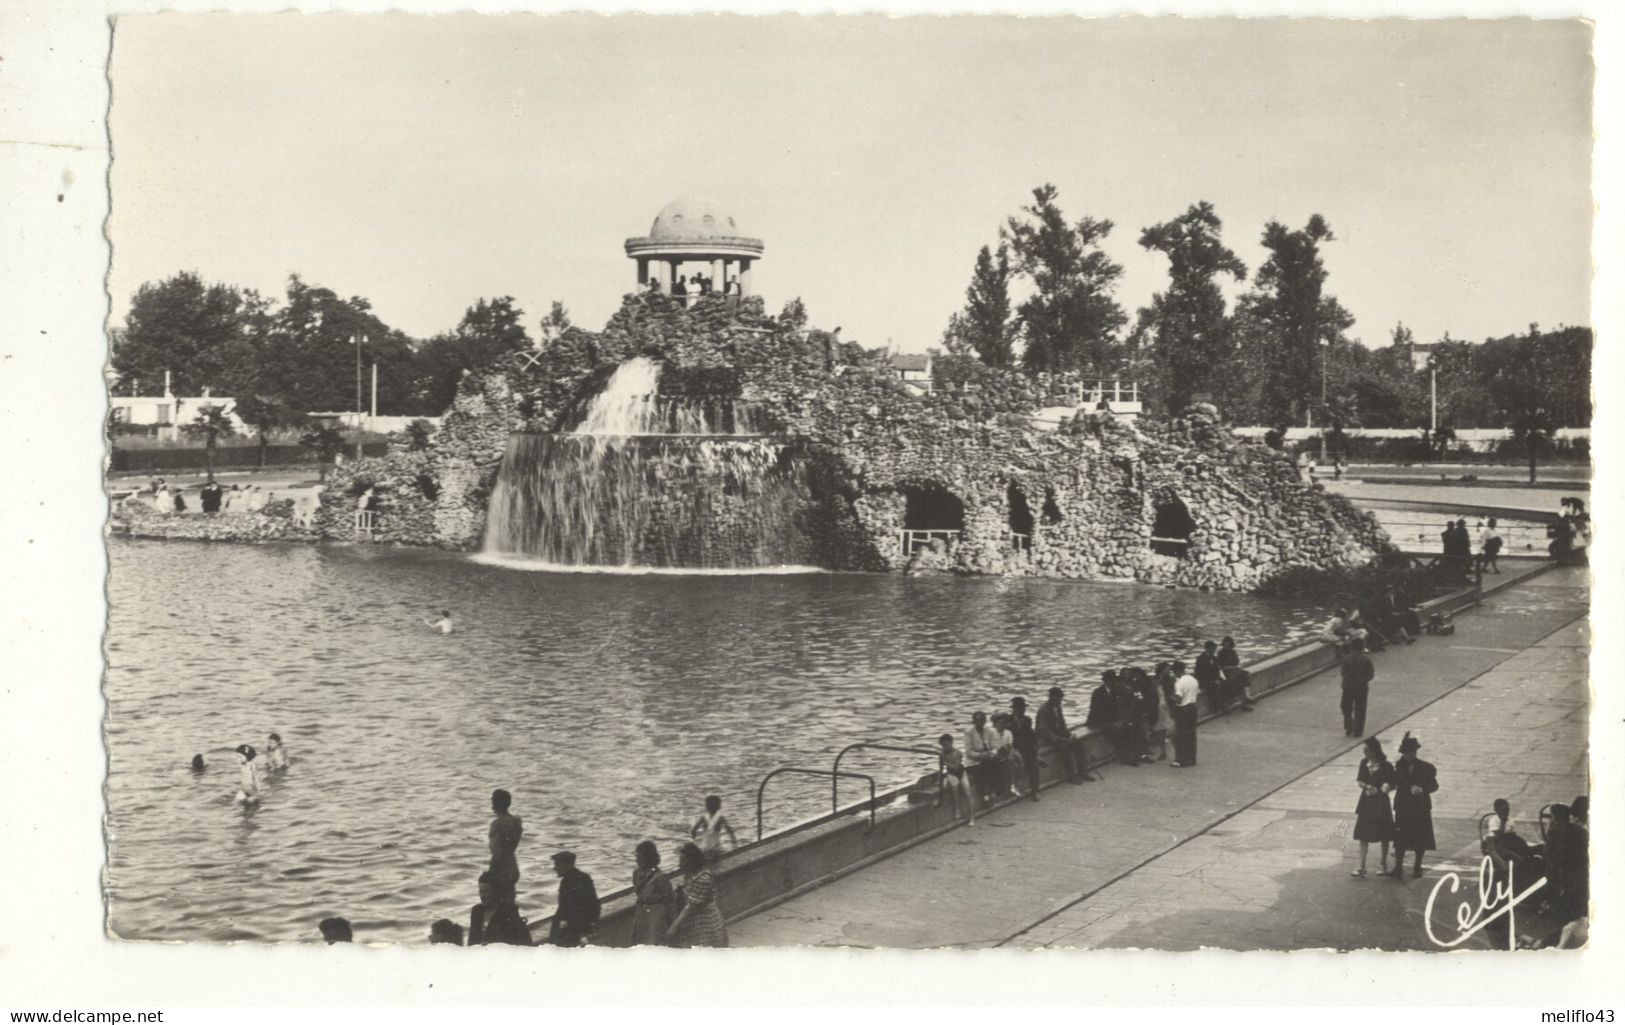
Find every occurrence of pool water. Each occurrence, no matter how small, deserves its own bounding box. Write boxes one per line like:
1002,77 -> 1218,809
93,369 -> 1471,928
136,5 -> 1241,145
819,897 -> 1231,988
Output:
105,539 -> 1331,943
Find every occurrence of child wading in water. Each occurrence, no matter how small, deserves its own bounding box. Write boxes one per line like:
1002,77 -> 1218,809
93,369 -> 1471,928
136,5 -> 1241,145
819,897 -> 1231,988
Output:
266,732 -> 288,772
424,610 -> 454,635
690,795 -> 737,857
937,733 -> 976,825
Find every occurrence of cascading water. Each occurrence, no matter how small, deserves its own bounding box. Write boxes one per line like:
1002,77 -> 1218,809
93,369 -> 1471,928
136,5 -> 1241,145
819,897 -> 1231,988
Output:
482,357 -> 818,569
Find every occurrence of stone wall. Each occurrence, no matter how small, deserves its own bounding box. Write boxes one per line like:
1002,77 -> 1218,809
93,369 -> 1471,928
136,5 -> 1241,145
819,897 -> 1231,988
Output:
141,292 -> 1388,591
110,495 -> 319,543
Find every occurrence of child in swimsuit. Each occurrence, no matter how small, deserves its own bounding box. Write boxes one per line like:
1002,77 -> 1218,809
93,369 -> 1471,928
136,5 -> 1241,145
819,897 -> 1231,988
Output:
938,733 -> 976,825
266,733 -> 288,772
690,795 -> 736,856
234,745 -> 262,804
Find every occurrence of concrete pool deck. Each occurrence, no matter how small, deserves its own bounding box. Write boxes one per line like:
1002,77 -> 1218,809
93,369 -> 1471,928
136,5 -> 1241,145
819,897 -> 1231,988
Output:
729,564 -> 1589,950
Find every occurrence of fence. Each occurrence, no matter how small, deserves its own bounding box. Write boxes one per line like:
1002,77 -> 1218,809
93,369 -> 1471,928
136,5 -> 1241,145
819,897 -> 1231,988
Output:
898,529 -> 962,558
109,442 -> 390,474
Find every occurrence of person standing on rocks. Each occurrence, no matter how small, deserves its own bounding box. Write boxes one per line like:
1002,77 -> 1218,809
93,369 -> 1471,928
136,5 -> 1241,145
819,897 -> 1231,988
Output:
1009,697 -> 1042,800
1170,661 -> 1200,768
1339,638 -> 1375,737
1388,732 -> 1438,879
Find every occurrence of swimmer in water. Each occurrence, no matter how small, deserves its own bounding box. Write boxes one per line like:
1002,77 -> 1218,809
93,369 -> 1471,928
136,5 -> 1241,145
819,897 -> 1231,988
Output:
424,610 -> 454,635
234,744 -> 262,804
266,732 -> 288,772
191,754 -> 206,773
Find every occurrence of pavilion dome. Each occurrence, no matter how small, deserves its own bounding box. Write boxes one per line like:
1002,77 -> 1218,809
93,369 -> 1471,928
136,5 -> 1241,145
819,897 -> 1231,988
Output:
648,199 -> 743,241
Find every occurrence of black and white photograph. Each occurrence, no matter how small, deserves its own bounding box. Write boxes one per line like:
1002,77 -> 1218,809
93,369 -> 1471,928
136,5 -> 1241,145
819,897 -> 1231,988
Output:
0,0 -> 1615,1013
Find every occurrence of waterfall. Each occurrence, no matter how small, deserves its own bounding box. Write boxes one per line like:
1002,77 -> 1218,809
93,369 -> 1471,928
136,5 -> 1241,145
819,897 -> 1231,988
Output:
482,357 -> 817,569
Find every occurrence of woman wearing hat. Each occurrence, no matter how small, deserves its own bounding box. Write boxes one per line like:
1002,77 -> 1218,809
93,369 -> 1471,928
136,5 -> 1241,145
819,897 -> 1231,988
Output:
1388,732 -> 1438,878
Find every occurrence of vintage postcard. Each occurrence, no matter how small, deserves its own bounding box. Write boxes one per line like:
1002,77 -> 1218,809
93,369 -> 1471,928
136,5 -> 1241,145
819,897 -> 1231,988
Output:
1,0 -> 1609,1012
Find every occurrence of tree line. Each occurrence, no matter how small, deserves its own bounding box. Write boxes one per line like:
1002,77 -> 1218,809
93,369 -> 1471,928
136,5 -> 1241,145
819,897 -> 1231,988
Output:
942,184 -> 1592,435
110,272 -> 566,430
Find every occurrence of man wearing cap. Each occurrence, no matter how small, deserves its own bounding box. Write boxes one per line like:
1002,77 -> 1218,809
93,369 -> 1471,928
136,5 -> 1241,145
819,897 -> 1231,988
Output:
1388,732 -> 1438,879
548,851 -> 601,947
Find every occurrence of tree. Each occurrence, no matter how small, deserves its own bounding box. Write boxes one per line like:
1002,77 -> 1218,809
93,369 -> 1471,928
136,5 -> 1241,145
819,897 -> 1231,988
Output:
1234,215 -> 1354,426
1002,184 -> 1128,376
112,272 -> 267,396
941,244 -> 1017,368
298,419 -> 345,480
407,297 -> 534,413
179,405 -> 236,477
233,393 -> 299,468
1130,202 -> 1248,417
1482,325 -> 1577,482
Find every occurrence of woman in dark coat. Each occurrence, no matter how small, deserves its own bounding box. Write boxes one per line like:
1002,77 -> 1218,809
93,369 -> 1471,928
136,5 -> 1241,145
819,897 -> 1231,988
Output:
1388,732 -> 1439,879
1350,736 -> 1395,877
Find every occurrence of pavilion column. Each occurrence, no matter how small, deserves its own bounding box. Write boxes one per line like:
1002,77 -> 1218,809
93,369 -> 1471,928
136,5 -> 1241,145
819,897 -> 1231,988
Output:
711,257 -> 723,290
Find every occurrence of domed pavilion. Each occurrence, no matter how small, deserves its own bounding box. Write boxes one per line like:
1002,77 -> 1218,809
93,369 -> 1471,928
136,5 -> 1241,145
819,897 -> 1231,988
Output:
625,199 -> 764,296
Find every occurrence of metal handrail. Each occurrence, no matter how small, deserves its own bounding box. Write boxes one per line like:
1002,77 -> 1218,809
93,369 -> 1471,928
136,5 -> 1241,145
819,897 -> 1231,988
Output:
756,767 -> 877,843
832,743 -> 944,810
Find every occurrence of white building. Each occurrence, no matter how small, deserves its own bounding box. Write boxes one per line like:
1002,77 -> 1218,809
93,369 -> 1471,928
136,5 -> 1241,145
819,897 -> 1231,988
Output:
109,386 -> 239,438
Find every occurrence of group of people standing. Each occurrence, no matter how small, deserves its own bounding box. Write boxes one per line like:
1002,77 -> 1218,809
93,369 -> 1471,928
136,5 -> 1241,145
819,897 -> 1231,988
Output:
1349,732 -> 1439,879
1085,642 -> 1255,770
650,272 -> 741,298
1440,518 -> 1501,579
143,476 -> 270,515
935,638 -> 1258,823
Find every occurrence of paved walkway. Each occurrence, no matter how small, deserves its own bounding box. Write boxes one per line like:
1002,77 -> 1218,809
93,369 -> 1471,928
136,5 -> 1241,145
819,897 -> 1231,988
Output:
730,566 -> 1588,950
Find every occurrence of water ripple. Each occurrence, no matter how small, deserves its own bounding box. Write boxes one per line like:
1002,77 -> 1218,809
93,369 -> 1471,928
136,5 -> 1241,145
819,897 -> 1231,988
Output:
106,538 -> 1329,943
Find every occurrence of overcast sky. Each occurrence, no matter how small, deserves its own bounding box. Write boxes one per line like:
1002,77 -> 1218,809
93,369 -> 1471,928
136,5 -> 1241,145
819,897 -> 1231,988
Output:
108,14 -> 1592,354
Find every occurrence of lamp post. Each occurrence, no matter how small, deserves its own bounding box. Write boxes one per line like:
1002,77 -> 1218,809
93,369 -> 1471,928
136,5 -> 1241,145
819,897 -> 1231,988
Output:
1319,338 -> 1330,463
353,333 -> 366,461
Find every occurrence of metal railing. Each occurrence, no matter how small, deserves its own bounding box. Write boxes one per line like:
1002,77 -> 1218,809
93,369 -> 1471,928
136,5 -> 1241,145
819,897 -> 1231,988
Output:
354,509 -> 377,540
898,528 -> 961,557
756,767 -> 877,843
1007,532 -> 1031,551
1050,379 -> 1141,407
832,743 -> 944,810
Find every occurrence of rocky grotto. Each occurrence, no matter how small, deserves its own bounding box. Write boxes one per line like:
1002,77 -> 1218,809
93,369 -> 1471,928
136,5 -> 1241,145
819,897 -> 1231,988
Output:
113,291 -> 1390,591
